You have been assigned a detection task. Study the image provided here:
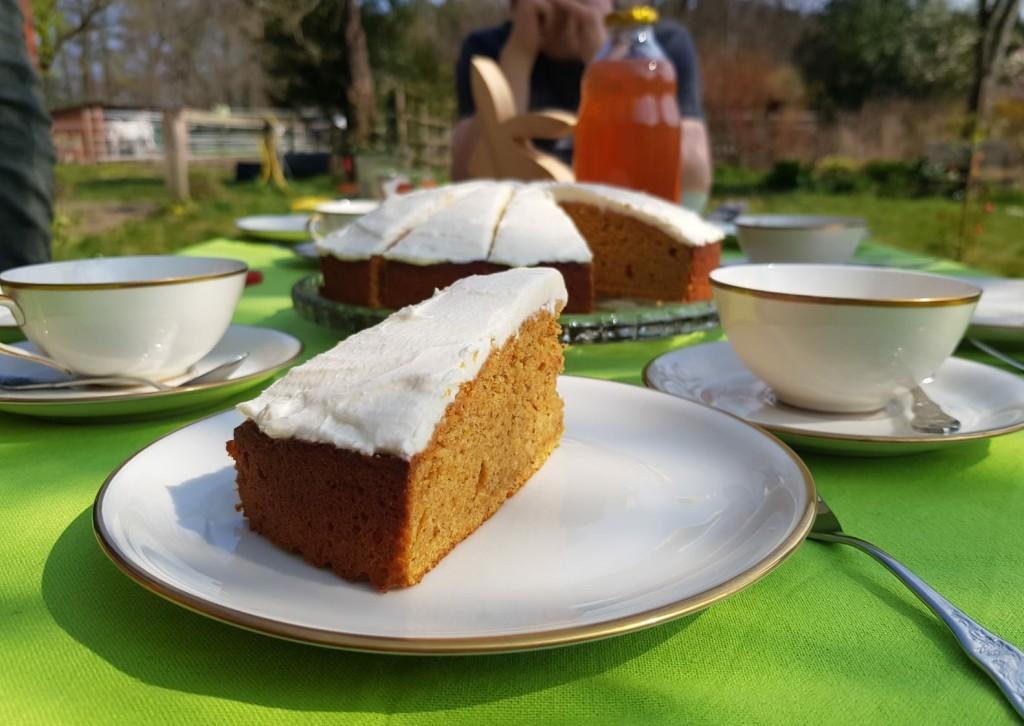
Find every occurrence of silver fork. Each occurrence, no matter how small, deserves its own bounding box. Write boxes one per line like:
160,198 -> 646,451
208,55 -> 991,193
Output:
809,495 -> 1024,716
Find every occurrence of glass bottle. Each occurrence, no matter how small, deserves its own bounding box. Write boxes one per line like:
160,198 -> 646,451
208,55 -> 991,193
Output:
573,6 -> 682,202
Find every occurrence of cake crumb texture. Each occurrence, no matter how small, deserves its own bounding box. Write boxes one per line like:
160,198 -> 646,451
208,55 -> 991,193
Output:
559,202 -> 721,302
228,308 -> 564,590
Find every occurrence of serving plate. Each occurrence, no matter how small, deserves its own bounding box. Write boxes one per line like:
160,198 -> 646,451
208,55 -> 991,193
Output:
292,274 -> 720,345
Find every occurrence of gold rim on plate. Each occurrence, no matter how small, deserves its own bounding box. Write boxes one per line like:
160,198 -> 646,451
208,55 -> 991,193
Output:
0,257 -> 248,291
641,352 -> 1024,446
92,381 -> 817,655
0,326 -> 303,406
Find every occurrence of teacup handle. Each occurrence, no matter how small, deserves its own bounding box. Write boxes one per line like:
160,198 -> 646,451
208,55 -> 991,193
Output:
0,295 -> 75,375
307,213 -> 325,242
0,294 -> 24,326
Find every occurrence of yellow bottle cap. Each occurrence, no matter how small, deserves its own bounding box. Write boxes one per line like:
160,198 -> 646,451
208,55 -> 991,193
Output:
606,6 -> 659,27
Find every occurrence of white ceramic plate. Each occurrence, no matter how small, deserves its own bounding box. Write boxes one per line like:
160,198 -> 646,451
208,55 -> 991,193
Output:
292,241 -> 319,262
235,215 -> 311,243
313,199 -> 379,215
969,278 -> 1024,344
94,376 -> 815,654
0,325 -> 302,420
644,342 -> 1024,456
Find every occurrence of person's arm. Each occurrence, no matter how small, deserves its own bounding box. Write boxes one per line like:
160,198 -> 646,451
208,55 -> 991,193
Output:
658,22 -> 712,208
681,118 -> 712,210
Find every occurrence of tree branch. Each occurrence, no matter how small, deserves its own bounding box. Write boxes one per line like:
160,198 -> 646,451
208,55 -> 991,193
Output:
51,0 -> 114,57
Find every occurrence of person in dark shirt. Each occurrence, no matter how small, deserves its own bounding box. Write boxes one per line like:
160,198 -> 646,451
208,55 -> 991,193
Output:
451,0 -> 712,210
0,0 -> 55,272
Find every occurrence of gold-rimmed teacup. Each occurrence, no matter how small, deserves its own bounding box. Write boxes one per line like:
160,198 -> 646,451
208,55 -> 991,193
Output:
711,264 -> 981,413
0,256 -> 247,378
307,199 -> 379,241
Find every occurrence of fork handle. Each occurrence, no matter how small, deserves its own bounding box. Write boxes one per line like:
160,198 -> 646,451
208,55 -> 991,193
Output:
812,531 -> 1024,717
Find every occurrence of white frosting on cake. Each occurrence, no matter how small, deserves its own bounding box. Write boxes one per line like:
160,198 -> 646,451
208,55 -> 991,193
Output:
317,180 -> 723,263
237,267 -> 567,460
316,183 -> 487,260
384,183 -> 517,265
549,182 -> 724,247
489,187 -> 592,266
316,187 -> 449,260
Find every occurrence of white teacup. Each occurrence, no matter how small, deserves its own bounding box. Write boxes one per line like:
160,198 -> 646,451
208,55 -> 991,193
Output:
735,215 -> 867,264
0,256 -> 247,378
307,199 -> 379,241
711,264 -> 981,413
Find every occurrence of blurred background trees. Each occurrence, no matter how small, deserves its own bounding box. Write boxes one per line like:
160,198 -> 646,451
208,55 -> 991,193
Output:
27,0 -> 1024,174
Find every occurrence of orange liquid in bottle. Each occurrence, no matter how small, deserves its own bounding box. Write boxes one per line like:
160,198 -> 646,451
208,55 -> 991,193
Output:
573,58 -> 682,202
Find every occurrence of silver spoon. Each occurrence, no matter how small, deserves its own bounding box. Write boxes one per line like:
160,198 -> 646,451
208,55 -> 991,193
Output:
0,353 -> 249,392
810,495 -> 1024,717
909,384 -> 961,434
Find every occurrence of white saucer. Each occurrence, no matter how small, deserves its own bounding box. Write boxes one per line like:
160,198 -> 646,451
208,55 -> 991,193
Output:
235,215 -> 310,243
968,278 -> 1024,344
94,376 -> 814,654
644,341 -> 1024,456
0,325 -> 303,420
292,241 -> 319,261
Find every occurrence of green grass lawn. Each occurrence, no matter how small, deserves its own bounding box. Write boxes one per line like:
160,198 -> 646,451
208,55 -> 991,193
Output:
53,163 -> 338,260
53,163 -> 1024,277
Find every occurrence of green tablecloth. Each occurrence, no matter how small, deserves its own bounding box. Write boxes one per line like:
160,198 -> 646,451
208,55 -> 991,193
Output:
4,240 -> 1023,725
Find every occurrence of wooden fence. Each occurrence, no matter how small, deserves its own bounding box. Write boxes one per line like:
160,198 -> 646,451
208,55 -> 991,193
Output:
373,84 -> 454,171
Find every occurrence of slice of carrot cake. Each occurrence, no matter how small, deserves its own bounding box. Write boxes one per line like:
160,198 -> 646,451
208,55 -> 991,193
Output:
550,182 -> 722,302
228,267 -> 567,591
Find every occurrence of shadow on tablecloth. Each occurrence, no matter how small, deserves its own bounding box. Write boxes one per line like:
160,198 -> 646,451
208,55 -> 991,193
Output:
42,508 -> 700,713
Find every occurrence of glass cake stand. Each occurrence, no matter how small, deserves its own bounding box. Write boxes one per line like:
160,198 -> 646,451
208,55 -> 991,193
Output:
292,274 -> 721,345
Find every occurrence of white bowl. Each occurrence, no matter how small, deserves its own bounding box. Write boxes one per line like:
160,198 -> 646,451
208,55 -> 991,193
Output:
0,256 -> 247,378
308,199 -> 379,241
711,264 -> 981,412
735,215 -> 867,264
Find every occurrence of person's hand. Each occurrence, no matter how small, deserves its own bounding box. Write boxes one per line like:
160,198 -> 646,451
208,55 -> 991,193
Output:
548,0 -> 610,63
505,0 -> 555,60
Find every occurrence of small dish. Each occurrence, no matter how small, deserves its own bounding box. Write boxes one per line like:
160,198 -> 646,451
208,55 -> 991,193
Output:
643,341 -> 1024,456
235,215 -> 311,243
292,242 -> 319,263
0,325 -> 302,420
735,215 -> 867,264
968,278 -> 1024,345
94,376 -> 815,654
